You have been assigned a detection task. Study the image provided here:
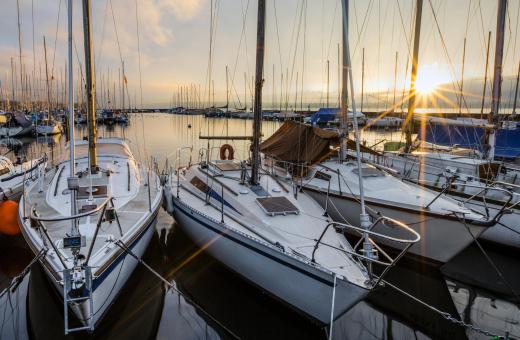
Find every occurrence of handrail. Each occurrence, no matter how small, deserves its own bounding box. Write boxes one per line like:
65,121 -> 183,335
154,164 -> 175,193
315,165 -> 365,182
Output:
411,177 -> 514,222
30,197 -> 111,222
311,216 -> 420,285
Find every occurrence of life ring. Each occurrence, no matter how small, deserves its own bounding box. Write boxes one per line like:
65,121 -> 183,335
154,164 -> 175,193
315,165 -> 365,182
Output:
220,144 -> 234,160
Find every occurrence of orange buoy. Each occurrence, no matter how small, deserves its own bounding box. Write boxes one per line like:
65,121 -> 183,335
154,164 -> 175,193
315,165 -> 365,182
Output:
0,200 -> 21,236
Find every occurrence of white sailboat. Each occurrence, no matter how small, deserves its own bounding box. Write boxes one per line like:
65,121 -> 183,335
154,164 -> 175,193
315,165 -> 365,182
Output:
18,0 -> 162,333
164,0 -> 418,325
356,0 -> 520,250
0,155 -> 46,201
35,117 -> 63,135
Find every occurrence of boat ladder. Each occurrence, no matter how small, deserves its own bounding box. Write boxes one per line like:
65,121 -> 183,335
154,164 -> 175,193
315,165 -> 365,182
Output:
63,266 -> 94,334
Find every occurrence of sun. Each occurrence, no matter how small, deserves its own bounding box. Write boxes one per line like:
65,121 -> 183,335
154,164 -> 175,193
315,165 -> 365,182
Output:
414,63 -> 449,95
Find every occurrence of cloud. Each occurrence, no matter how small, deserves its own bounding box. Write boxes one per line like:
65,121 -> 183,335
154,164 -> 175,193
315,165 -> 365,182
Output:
160,0 -> 205,21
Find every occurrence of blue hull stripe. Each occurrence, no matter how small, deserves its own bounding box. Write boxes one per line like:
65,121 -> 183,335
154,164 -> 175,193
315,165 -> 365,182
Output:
174,200 -> 335,287
92,212 -> 158,290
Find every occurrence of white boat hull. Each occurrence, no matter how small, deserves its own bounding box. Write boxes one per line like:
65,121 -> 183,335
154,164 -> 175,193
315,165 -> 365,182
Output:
304,188 -> 487,264
36,123 -> 62,135
171,196 -> 368,324
41,213 -> 157,328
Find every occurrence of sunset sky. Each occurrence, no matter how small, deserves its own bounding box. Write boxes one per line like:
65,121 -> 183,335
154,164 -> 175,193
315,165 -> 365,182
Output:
1,0 -> 520,110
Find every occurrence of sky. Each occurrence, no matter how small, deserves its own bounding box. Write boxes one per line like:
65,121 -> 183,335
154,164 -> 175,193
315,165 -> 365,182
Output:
1,0 -> 520,110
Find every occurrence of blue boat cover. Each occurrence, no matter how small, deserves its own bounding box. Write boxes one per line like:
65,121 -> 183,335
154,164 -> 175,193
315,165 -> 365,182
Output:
418,121 -> 520,159
310,108 -> 339,124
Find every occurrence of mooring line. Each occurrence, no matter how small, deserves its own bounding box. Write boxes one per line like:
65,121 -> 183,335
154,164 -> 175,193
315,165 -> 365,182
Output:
114,240 -> 241,340
381,279 -> 509,339
0,248 -> 47,299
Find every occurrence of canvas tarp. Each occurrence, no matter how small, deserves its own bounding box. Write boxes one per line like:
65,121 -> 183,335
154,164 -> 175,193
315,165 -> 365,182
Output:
260,121 -> 379,167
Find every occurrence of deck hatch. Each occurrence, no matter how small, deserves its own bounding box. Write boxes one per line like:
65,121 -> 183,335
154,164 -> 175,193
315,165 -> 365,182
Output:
77,185 -> 108,199
256,196 -> 299,216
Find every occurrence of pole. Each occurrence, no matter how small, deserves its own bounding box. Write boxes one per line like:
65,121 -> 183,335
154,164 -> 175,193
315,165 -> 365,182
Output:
361,48 -> 365,113
16,0 -> 24,109
488,0 -> 507,160
459,37 -> 467,115
250,0 -> 266,186
339,0 -> 349,160
43,37 -> 51,118
82,0 -> 98,171
512,60 -> 520,115
342,0 -> 373,274
67,0 -> 77,234
326,60 -> 330,108
392,51 -> 398,111
404,0 -> 423,153
481,31 -> 492,119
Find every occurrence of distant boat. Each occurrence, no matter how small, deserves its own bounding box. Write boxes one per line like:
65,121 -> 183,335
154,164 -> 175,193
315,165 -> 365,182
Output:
0,154 -> 46,201
0,112 -> 34,138
36,117 -> 63,135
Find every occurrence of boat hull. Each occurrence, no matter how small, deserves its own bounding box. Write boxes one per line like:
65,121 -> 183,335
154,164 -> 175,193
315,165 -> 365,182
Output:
171,195 -> 368,324
36,124 -> 62,135
0,125 -> 33,138
304,187 -> 487,264
29,212 -> 158,329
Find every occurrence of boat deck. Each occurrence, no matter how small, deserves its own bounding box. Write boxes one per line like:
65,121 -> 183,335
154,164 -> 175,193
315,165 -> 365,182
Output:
173,160 -> 368,286
21,140 -> 161,270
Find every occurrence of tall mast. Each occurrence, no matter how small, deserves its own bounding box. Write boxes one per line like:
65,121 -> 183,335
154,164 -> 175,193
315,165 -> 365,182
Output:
392,51 -> 398,110
459,37 -> 467,115
488,0 -> 507,160
226,65 -> 229,111
250,0 -> 266,186
43,37 -> 51,118
512,60 -> 520,115
16,0 -> 24,110
480,31 -> 492,119
326,60 -> 330,108
11,58 -> 15,107
67,0 -> 77,229
404,0 -> 423,153
339,0 -> 349,160
361,48 -> 365,113
82,0 -> 98,171
341,0 -> 373,270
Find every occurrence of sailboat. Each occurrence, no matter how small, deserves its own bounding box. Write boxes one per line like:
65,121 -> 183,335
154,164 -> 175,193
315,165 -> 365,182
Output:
0,111 -> 34,138
357,0 -> 520,251
18,0 -> 162,333
164,0 -> 418,324
0,154 -> 46,201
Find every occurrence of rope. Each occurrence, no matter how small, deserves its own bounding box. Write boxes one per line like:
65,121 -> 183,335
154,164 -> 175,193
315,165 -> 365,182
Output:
456,215 -> 520,302
382,279 -> 508,339
114,241 -> 241,339
0,248 -> 47,299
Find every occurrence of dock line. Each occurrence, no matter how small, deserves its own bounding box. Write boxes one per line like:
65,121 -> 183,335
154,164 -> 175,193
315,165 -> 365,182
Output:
114,240 -> 241,339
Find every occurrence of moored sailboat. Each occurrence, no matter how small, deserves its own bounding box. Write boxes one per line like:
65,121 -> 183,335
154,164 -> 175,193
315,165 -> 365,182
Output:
164,0 -> 419,324
17,0 -> 162,333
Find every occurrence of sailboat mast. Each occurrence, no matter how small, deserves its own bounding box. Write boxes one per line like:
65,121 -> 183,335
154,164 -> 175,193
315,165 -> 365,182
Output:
250,0 -> 266,186
43,37 -> 51,118
326,60 -> 330,108
488,0 -> 507,160
16,0 -> 24,109
339,0 -> 349,160
342,0 -> 374,268
67,0 -> 77,226
404,0 -> 423,153
480,31 -> 492,119
82,0 -> 98,171
512,60 -> 520,115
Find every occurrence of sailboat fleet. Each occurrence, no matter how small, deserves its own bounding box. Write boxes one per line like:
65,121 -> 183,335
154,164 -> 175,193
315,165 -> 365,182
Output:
0,0 -> 518,336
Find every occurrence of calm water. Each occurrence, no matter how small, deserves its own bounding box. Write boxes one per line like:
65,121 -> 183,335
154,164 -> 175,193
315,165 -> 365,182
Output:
0,113 -> 518,340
